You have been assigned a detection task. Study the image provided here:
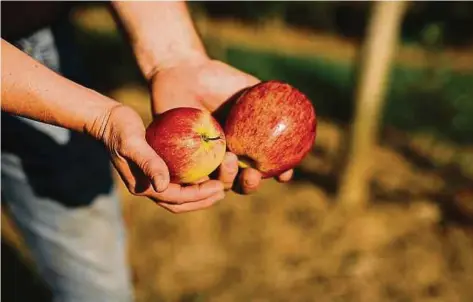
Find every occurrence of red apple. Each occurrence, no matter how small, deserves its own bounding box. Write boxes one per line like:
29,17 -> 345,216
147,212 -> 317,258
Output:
146,107 -> 226,184
224,80 -> 316,178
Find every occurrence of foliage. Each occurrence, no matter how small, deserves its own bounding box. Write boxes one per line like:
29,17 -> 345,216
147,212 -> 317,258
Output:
191,1 -> 473,48
71,4 -> 473,145
217,45 -> 473,144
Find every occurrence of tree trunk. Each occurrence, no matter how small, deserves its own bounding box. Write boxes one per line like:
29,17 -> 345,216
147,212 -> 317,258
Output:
338,1 -> 408,208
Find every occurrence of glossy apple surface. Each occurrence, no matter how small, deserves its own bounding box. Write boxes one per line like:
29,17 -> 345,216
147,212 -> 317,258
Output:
146,107 -> 226,184
224,80 -> 316,178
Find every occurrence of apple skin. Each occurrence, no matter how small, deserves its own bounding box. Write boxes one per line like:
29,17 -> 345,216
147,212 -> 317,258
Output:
145,107 -> 226,184
224,80 -> 317,178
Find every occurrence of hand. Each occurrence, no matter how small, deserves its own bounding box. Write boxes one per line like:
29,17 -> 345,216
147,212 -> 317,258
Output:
98,105 -> 225,213
149,58 -> 293,194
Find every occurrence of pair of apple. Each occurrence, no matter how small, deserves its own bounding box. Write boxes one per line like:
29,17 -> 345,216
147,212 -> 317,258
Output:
145,80 -> 317,185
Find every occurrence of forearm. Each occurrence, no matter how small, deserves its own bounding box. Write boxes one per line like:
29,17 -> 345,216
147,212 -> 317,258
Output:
110,1 -> 208,80
1,39 -> 119,139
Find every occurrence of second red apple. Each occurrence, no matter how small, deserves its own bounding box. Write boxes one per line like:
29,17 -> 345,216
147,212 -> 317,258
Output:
224,80 -> 317,178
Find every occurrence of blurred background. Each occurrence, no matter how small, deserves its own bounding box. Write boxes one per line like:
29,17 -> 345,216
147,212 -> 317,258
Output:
2,1 -> 473,301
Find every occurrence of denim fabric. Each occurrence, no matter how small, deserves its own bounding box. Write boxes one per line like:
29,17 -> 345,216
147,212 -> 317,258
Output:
1,22 -> 134,302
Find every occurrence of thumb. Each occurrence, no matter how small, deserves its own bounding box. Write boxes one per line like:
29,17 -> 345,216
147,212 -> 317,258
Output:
217,64 -> 260,98
126,138 -> 170,192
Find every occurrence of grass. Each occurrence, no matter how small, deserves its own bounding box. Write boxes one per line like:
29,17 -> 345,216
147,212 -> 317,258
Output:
71,4 -> 473,144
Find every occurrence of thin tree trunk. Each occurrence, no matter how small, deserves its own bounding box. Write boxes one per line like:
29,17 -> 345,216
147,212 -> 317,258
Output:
338,1 -> 408,208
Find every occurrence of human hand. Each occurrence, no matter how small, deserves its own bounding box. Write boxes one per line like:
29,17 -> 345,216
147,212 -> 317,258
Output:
97,105 -> 225,213
149,58 -> 293,194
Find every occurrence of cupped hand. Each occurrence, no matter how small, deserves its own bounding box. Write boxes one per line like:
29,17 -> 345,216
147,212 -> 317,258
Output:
149,58 -> 293,194
98,105 -> 225,213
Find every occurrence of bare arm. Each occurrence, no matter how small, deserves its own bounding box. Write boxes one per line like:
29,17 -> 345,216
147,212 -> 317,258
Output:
1,33 -> 225,209
109,1 -> 290,193
1,39 -> 118,139
110,1 -> 208,80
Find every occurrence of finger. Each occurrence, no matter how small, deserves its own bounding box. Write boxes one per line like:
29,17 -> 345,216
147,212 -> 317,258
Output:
277,169 -> 294,183
223,63 -> 260,88
111,154 -> 153,195
125,139 -> 170,192
204,62 -> 261,112
189,176 -> 210,185
158,191 -> 225,214
218,152 -> 239,190
239,168 -> 262,195
150,180 -> 224,204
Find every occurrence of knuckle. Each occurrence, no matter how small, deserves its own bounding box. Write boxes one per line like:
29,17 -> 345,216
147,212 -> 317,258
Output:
139,158 -> 154,174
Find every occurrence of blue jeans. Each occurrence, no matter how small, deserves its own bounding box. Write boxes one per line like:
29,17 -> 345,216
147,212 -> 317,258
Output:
1,23 -> 134,301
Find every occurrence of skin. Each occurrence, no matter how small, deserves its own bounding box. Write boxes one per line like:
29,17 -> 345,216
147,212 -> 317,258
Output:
1,1 -> 293,213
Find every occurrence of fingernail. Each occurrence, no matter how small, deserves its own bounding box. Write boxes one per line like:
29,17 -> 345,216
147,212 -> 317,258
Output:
244,178 -> 257,188
153,174 -> 168,192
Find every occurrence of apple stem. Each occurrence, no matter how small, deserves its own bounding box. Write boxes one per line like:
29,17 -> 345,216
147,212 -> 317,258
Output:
202,136 -> 221,142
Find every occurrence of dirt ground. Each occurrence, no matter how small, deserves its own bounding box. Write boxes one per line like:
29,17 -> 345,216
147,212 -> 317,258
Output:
111,86 -> 472,302
2,85 -> 473,302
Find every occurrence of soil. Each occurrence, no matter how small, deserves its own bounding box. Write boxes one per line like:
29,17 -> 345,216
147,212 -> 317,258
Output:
2,84 -> 472,302
112,87 -> 473,302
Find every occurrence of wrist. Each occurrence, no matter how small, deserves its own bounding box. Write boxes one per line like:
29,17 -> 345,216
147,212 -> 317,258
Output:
82,91 -> 123,141
137,43 -> 209,81
111,1 -> 210,81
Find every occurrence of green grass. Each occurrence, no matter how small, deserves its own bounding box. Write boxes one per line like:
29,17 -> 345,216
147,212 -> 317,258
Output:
219,44 -> 473,144
73,24 -> 473,145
